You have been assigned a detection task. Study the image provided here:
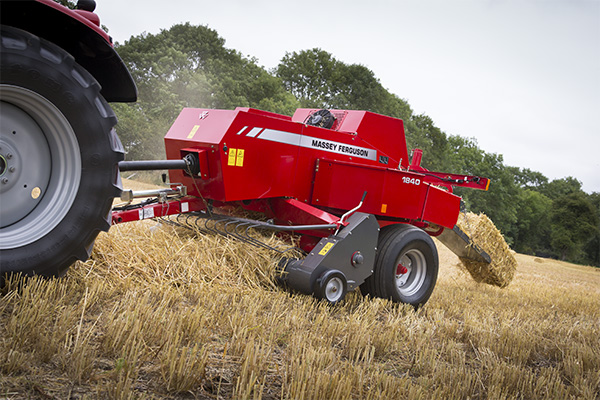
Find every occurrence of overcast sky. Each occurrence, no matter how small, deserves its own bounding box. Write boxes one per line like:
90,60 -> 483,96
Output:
97,0 -> 600,193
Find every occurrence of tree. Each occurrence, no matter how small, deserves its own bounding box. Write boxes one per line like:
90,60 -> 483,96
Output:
447,135 -> 519,243
512,167 -> 549,189
276,49 -> 343,108
113,23 -> 297,159
276,49 -> 413,119
538,177 -> 582,200
582,192 -> 600,266
513,189 -> 552,255
550,192 -> 598,261
411,114 -> 451,172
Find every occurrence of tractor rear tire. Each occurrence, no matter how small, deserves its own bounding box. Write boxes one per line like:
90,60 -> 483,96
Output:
360,224 -> 438,308
0,26 -> 123,278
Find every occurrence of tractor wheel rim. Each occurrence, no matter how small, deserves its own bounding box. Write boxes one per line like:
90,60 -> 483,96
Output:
325,276 -> 344,302
395,249 -> 427,297
0,85 -> 81,249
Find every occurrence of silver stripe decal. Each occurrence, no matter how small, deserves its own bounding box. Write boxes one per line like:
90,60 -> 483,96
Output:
258,129 -> 302,146
254,128 -> 376,161
236,126 -> 248,135
246,127 -> 264,138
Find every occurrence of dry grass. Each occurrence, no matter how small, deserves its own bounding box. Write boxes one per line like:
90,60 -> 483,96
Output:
1,182 -> 599,399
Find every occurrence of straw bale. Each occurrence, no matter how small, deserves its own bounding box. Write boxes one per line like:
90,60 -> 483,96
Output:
455,212 -> 517,288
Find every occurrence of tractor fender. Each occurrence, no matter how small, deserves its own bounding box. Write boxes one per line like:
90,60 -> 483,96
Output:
0,0 -> 137,102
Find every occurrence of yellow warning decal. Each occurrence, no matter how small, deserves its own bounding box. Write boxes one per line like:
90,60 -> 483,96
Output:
319,242 -> 334,256
187,125 -> 200,139
381,204 -> 388,214
236,149 -> 245,167
228,149 -> 237,166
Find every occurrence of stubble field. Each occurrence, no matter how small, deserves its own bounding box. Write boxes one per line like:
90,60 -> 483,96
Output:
1,181 -> 599,399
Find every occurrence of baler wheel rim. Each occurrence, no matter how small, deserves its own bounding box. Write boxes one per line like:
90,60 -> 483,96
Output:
314,270 -> 348,304
324,276 -> 345,303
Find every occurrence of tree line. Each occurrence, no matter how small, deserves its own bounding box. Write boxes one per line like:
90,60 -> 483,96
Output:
111,24 -> 599,266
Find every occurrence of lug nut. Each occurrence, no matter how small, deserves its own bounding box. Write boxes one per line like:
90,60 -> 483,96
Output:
6,153 -> 12,159
1,178 -> 8,184
9,167 -> 15,173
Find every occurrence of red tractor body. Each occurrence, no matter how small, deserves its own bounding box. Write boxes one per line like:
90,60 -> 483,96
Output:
0,0 -> 136,102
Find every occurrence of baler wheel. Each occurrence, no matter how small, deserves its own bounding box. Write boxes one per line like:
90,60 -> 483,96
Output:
0,26 -> 123,279
314,270 -> 347,304
360,224 -> 438,308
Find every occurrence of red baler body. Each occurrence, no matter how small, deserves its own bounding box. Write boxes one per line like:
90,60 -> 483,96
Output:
163,107 -> 488,234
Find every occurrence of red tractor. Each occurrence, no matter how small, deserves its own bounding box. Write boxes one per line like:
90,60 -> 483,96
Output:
1,0 -> 491,306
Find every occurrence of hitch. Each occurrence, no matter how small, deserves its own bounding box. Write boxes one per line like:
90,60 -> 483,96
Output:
119,186 -> 187,204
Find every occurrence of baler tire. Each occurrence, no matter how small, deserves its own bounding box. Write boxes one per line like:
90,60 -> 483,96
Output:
363,224 -> 438,308
359,224 -> 400,298
0,26 -> 123,279
314,270 -> 347,304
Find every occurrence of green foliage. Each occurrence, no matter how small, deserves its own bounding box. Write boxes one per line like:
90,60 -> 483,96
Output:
538,177 -> 582,200
448,136 -> 519,243
114,23 -> 297,159
511,167 -> 549,189
276,49 -> 413,119
513,190 -> 552,255
550,192 -> 598,261
582,192 -> 600,266
110,103 -> 165,161
276,49 -> 342,108
52,0 -> 76,9
411,114 -> 451,172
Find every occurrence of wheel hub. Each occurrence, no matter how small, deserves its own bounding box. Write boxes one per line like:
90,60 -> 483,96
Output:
0,102 -> 51,227
395,258 -> 412,286
396,263 -> 408,275
0,154 -> 6,177
395,249 -> 427,296
325,277 -> 344,302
